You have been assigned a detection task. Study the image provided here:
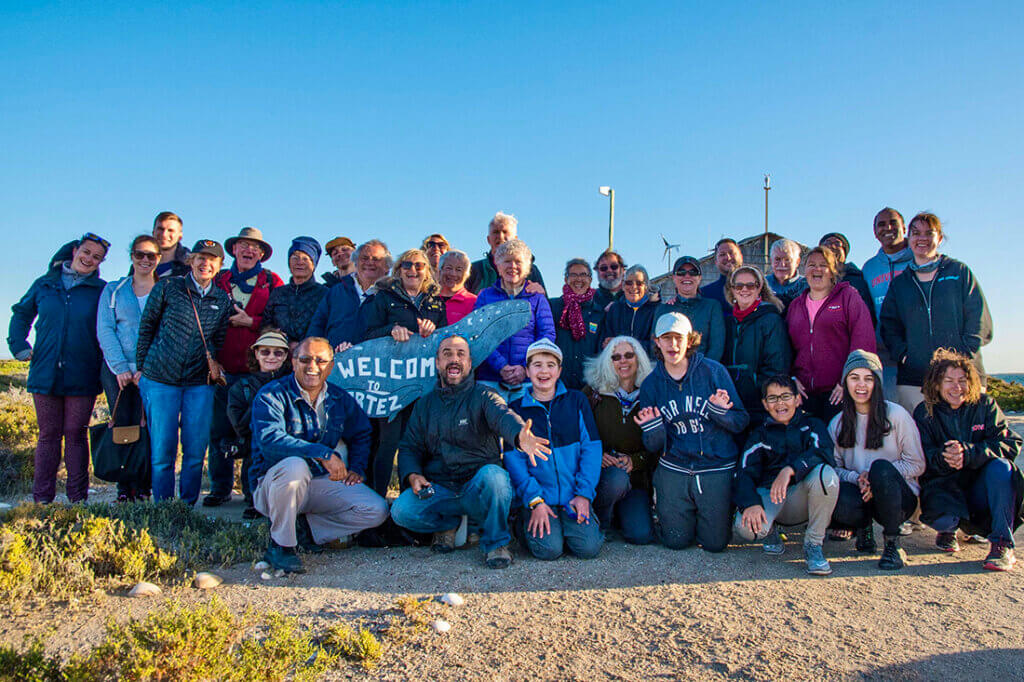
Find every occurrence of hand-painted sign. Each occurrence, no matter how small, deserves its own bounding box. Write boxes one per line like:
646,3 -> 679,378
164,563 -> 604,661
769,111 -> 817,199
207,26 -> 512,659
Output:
328,299 -> 530,419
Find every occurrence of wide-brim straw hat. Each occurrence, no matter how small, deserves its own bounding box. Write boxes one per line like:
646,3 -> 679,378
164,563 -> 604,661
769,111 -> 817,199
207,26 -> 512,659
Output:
225,226 -> 273,261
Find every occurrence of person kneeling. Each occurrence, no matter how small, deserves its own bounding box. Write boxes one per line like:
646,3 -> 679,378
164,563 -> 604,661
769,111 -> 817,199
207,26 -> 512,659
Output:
506,339 -> 604,560
250,337 -> 389,573
734,375 -> 839,575
636,313 -> 750,552
915,349 -> 1024,572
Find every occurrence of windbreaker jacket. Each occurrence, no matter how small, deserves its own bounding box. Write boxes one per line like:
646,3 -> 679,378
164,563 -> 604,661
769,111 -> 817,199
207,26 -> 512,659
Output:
263,277 -> 328,343
472,283 -> 556,382
96,276 -> 146,376
734,410 -> 835,511
549,295 -> 604,390
8,266 -> 105,396
249,375 -> 373,491
862,246 -> 913,322
359,278 -> 447,341
638,354 -> 750,474
398,377 -> 525,490
600,297 -> 659,355
465,252 -> 546,295
914,396 -> 1023,532
654,295 -> 726,362
136,276 -> 232,386
307,274 -> 367,347
722,303 -> 791,416
505,383 -> 602,511
213,268 -> 284,374
786,281 -> 876,394
879,256 -> 993,387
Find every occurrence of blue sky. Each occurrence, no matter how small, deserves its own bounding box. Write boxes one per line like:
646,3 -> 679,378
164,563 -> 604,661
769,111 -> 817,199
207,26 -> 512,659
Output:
3,2 -> 1022,369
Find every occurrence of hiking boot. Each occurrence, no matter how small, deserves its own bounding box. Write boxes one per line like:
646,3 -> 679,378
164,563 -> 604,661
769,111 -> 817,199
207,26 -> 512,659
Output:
878,536 -> 907,570
762,527 -> 785,555
856,526 -> 877,553
935,531 -> 960,553
296,515 -> 324,554
804,543 -> 832,576
983,542 -> 1016,572
264,541 -> 305,574
202,492 -> 231,507
431,528 -> 458,554
485,545 -> 513,569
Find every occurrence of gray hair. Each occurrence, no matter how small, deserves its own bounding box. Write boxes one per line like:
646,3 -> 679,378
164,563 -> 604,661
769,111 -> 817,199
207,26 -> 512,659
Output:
439,248 -> 470,272
564,257 -> 591,278
494,238 -> 532,274
770,238 -> 801,262
583,335 -> 654,396
355,238 -> 394,271
624,264 -> 649,283
489,211 -> 518,232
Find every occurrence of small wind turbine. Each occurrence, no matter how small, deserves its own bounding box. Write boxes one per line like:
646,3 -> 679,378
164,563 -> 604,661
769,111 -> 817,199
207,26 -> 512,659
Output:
660,234 -> 680,271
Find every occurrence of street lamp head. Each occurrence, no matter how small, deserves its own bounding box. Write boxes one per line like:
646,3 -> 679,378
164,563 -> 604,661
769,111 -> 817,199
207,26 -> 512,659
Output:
763,174 -> 771,190
599,186 -> 612,196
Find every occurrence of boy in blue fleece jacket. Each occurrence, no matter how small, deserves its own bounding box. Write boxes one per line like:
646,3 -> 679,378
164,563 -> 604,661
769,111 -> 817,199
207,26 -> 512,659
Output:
506,339 -> 604,560
636,313 -> 749,552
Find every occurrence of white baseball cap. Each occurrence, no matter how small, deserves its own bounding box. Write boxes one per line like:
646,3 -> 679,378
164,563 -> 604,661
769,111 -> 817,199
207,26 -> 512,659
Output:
654,312 -> 693,338
526,338 -> 563,364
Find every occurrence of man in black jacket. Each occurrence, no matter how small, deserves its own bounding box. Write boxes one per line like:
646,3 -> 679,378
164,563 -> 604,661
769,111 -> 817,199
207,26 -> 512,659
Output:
733,375 -> 840,575
820,232 -> 876,327
391,334 -> 551,568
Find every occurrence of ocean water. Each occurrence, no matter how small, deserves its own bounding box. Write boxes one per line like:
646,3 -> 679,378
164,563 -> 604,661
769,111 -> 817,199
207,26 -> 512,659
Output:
994,374 -> 1024,385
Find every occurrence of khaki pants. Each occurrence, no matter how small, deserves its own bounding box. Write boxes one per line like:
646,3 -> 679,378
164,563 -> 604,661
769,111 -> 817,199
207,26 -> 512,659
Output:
733,464 -> 840,546
254,456 -> 389,547
895,385 -> 924,415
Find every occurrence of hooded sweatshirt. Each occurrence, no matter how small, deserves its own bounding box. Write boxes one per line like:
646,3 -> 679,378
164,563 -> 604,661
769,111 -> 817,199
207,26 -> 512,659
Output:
862,245 -> 914,322
637,353 -> 749,475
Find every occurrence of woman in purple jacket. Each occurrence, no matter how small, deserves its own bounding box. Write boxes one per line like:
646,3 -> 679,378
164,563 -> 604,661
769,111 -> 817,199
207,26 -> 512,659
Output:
472,238 -> 555,403
787,247 -> 876,422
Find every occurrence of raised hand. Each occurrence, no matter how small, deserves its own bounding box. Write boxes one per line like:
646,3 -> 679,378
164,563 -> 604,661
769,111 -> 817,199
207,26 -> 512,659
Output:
633,406 -> 661,426
708,389 -> 733,410
417,318 -> 436,338
518,418 -> 551,466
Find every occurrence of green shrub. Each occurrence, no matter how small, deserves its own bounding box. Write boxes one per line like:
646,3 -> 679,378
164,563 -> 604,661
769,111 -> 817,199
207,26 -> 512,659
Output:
0,387 -> 37,448
989,377 -> 1024,413
325,622 -> 384,669
0,446 -> 34,499
0,361 -> 28,391
0,636 -> 64,682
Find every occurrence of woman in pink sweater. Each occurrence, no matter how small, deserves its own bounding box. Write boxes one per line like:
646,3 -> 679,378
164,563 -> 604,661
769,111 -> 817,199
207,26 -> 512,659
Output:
438,249 -> 477,324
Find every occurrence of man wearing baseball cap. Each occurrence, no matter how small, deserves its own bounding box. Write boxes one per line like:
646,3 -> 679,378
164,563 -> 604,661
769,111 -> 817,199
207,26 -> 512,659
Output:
653,255 -> 725,362
635,312 -> 749,552
323,236 -> 357,287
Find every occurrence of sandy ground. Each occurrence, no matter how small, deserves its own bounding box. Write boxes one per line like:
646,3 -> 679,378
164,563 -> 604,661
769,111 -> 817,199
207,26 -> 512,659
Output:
2,418 -> 1023,680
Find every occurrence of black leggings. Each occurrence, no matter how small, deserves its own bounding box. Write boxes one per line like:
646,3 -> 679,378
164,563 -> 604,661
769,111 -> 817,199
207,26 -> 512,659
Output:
831,459 -> 917,537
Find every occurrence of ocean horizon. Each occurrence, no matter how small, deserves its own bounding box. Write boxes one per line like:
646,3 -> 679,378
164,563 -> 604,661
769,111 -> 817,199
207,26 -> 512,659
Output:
994,374 -> 1024,385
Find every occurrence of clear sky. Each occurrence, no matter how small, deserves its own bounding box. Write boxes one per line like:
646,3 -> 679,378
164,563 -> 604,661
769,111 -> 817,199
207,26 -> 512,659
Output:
3,2 -> 1022,369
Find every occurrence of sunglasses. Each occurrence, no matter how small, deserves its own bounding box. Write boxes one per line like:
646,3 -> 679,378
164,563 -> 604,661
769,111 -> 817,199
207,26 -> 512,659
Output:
611,351 -> 636,361
400,260 -> 427,271
597,264 -> 621,272
133,250 -> 160,261
674,268 -> 700,277
764,393 -> 796,404
256,348 -> 288,358
731,281 -> 759,291
424,241 -> 447,249
622,279 -> 645,287
80,232 -> 111,252
296,355 -> 332,367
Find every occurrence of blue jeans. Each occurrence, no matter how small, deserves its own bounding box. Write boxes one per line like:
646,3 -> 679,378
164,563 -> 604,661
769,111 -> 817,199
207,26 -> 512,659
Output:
521,506 -> 604,560
476,380 -> 528,405
139,377 -> 215,505
391,464 -> 513,553
932,458 -> 1016,545
593,466 -> 655,544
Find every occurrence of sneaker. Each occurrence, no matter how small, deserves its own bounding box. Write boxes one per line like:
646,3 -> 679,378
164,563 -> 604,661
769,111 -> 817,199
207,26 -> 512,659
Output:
202,493 -> 231,507
935,531 -> 960,553
296,515 -> 324,554
898,521 -> 914,536
804,543 -> 832,576
856,526 -> 877,553
878,536 -> 907,570
485,545 -> 513,569
241,506 -> 262,520
431,528 -> 458,554
762,527 -> 785,555
264,541 -> 305,574
983,542 -> 1016,572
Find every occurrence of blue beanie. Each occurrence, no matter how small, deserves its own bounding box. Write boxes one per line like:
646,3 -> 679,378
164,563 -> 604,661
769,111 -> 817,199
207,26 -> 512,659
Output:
288,236 -> 322,266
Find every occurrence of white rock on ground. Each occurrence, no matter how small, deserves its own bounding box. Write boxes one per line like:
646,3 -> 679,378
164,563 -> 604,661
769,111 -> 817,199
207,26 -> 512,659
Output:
260,572 -> 272,580
439,593 -> 464,607
253,561 -> 271,572
431,619 -> 451,633
128,582 -> 161,598
193,572 -> 223,589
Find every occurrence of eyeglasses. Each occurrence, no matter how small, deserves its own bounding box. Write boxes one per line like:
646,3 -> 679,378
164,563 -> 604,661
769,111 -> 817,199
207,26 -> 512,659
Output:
597,264 -> 621,272
764,393 -> 796,404
256,348 -> 288,358
611,351 -> 636,361
622,280 -> 645,288
80,232 -> 111,251
359,254 -> 385,264
424,241 -> 447,250
674,268 -> 700,277
296,356 -> 332,367
133,250 -> 159,261
400,260 -> 427,271
567,272 -> 591,280
731,281 -> 759,291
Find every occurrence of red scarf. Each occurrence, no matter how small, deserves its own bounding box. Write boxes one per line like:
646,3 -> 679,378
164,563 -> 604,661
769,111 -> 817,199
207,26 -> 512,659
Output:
733,298 -> 762,322
559,284 -> 595,341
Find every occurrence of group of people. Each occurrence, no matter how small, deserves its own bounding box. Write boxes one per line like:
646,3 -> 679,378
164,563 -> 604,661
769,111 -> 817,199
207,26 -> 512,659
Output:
8,207 -> 1022,575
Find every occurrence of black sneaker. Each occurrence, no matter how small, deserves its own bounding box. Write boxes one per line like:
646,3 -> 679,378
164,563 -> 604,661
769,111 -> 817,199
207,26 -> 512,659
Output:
295,515 -> 324,554
202,493 -> 231,507
935,531 -> 960,553
878,536 -> 907,571
264,541 -> 305,574
241,506 -> 262,520
983,542 -> 1016,572
856,526 -> 877,553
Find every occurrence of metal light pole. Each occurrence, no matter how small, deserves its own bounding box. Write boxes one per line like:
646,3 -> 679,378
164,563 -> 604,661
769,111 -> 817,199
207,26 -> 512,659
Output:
763,173 -> 771,267
599,186 -> 615,250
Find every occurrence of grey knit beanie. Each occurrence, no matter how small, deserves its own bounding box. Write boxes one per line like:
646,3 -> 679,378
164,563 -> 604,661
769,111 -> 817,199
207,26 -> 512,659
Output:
842,349 -> 883,382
